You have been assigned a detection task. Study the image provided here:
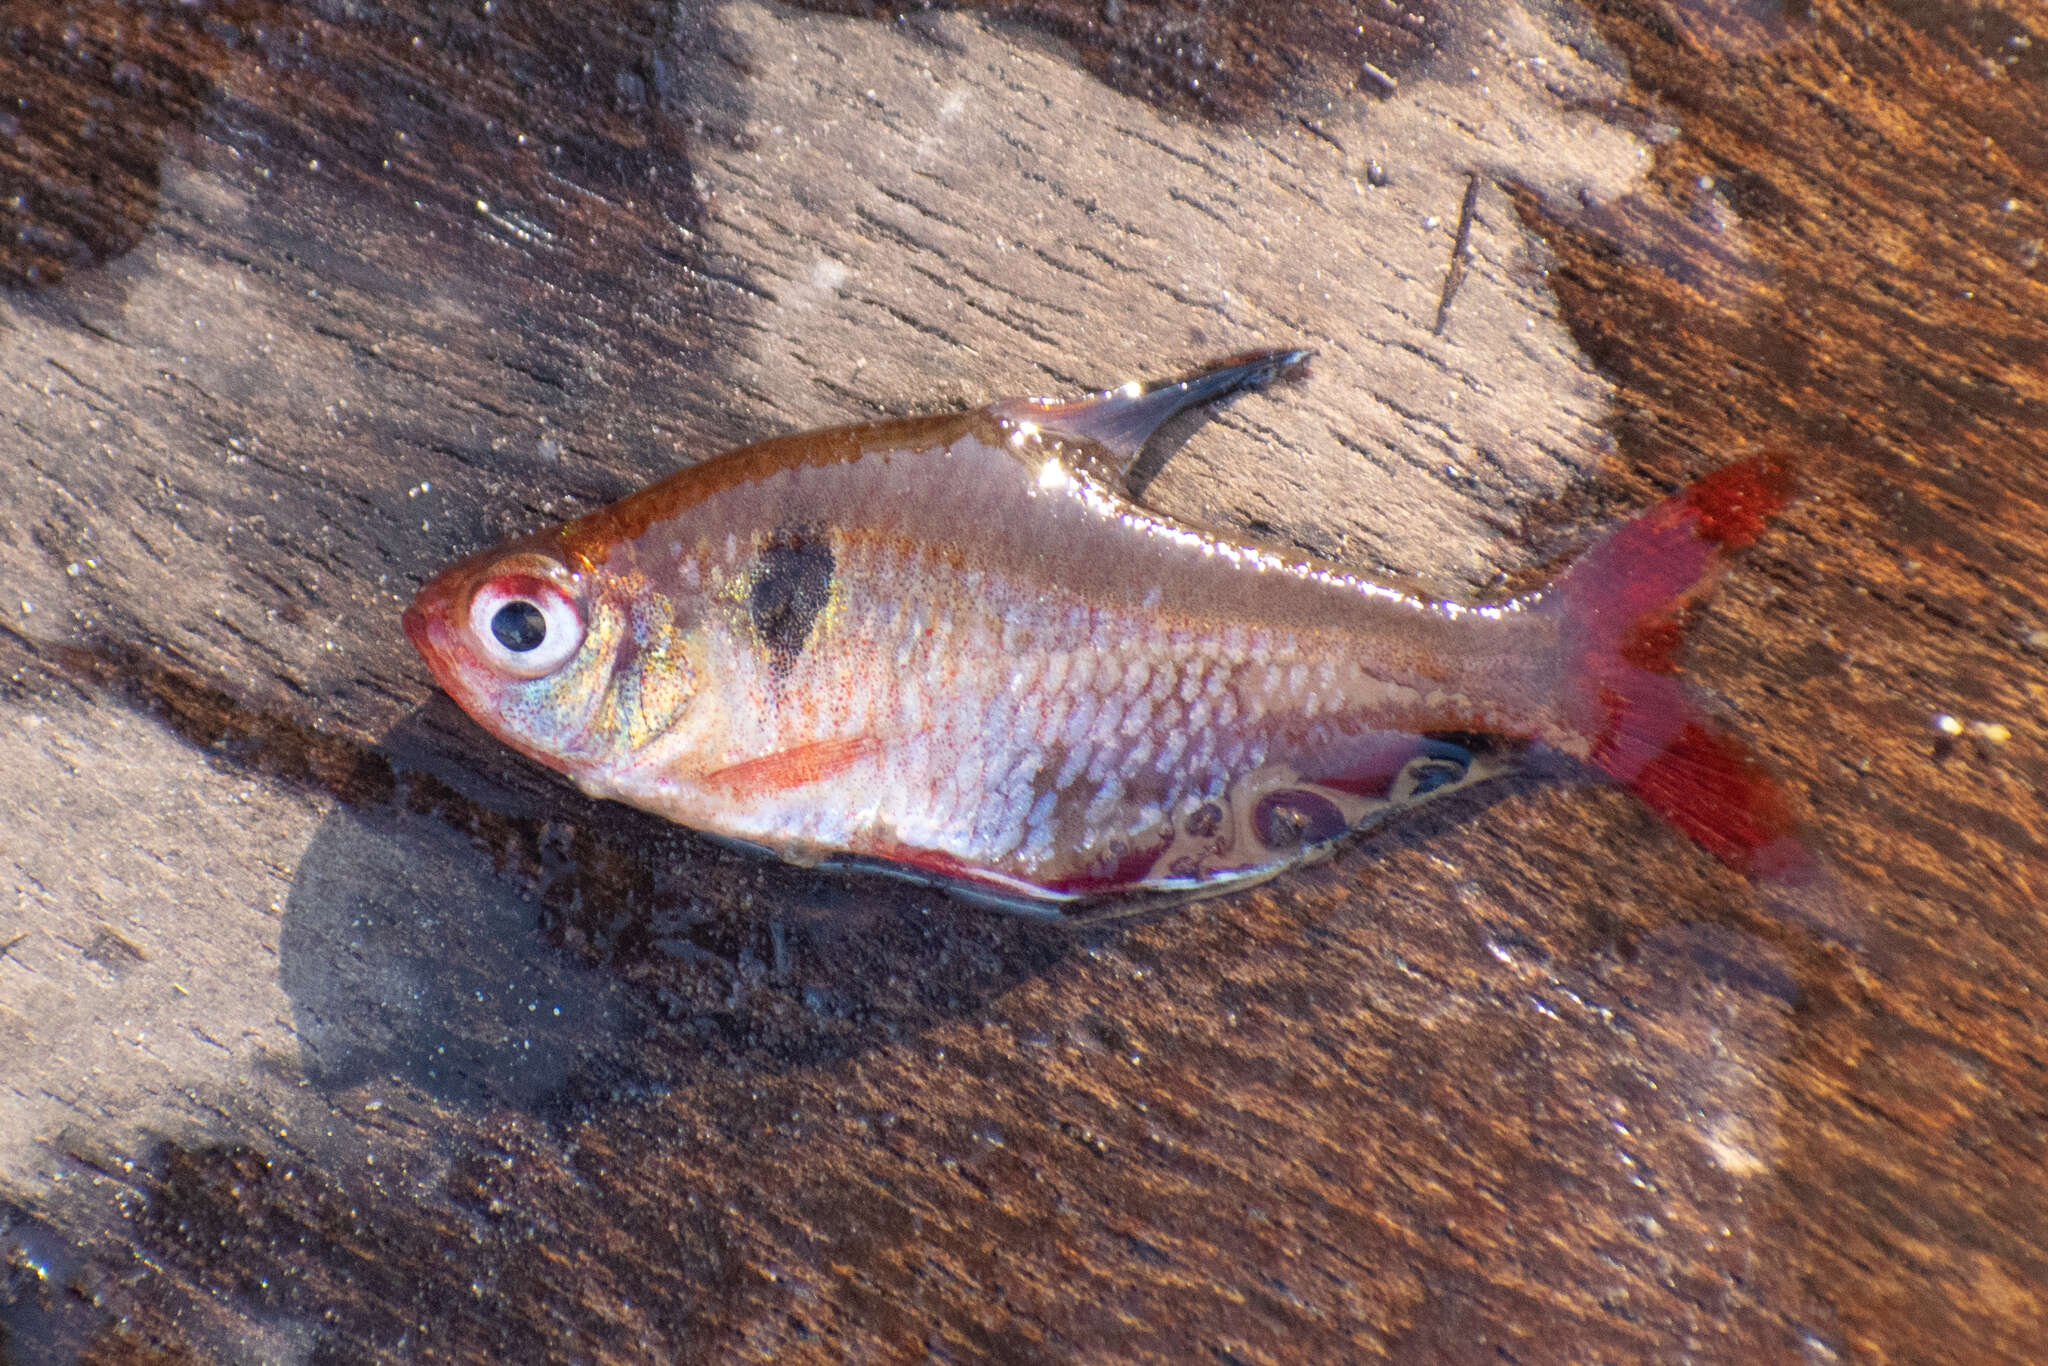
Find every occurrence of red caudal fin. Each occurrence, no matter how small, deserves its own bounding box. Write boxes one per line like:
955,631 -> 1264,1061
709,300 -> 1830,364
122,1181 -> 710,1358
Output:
1547,456 -> 1806,878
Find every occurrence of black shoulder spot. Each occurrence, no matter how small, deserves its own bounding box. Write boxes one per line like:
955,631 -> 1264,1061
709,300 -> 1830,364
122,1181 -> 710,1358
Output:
747,528 -> 835,678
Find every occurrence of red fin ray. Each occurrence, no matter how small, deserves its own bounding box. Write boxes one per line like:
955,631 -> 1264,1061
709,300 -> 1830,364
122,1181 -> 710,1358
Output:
1549,455 -> 1804,877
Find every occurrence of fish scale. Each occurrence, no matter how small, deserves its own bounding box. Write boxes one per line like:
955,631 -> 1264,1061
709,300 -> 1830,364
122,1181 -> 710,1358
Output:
757,535 -> 1469,883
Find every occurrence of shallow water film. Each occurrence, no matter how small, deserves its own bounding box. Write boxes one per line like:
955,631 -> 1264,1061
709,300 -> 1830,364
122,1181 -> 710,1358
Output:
3,1 -> 2045,1362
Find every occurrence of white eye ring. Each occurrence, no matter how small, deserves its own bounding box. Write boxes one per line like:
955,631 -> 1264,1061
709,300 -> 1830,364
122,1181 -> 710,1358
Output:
468,574 -> 586,679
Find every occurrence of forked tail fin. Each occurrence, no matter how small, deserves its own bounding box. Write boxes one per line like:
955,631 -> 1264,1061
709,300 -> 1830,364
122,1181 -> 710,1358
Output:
1545,456 -> 1805,877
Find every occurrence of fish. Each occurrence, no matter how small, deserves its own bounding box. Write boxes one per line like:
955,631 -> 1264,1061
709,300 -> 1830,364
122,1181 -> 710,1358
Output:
404,350 -> 1801,915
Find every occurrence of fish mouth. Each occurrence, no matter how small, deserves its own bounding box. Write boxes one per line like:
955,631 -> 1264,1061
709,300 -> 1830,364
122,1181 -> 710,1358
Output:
401,599 -> 435,663
402,584 -> 463,694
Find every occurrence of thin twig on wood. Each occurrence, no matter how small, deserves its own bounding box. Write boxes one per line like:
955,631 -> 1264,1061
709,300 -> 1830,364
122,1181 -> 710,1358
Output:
1434,172 -> 1483,336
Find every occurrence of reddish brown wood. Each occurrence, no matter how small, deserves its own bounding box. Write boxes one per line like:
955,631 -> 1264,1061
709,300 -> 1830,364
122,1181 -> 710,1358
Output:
2,1 -> 2044,1363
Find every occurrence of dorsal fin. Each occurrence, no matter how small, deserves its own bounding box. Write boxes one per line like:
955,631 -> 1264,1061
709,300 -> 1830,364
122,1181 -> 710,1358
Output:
991,348 -> 1312,487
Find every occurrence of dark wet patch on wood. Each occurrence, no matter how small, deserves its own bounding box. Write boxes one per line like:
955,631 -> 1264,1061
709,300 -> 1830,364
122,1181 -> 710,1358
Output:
2,628 -> 398,811
789,0 -> 1448,121
0,4 -> 228,289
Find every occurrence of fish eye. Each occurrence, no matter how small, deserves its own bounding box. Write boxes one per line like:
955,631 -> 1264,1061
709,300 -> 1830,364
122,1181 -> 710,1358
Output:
468,572 -> 585,678
491,600 -> 548,652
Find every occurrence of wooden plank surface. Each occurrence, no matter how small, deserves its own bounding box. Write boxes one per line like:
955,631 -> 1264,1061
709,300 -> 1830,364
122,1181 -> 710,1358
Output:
2,0 -> 2045,1360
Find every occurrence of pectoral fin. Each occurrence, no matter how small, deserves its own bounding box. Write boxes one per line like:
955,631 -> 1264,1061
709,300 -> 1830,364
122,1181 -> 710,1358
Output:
703,735 -> 883,796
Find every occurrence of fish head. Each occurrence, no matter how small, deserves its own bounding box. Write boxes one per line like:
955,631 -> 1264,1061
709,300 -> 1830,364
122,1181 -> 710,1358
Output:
404,536 -> 714,787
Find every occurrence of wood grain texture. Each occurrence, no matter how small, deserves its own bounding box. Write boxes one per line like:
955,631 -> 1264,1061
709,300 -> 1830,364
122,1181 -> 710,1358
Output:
2,0 -> 2045,1362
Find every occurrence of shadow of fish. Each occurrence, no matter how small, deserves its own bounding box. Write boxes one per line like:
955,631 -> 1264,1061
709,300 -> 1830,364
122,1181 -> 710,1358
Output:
406,351 -> 1799,917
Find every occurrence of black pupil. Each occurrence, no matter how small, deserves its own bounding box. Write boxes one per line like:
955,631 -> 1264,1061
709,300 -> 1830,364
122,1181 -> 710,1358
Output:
490,600 -> 548,652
